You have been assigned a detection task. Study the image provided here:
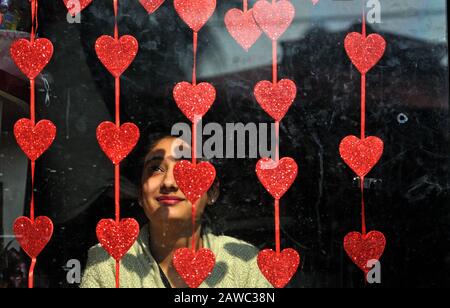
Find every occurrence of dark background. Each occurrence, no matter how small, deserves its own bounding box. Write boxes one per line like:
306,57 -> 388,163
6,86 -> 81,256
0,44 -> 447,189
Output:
1,0 -> 449,288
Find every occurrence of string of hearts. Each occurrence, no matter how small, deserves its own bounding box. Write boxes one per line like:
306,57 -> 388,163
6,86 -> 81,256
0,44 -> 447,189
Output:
94,0 -> 140,289
340,5 -> 387,276
225,0 -> 302,288
10,0 -> 55,289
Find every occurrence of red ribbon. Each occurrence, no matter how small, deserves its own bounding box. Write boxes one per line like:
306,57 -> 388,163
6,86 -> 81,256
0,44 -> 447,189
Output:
272,6 -> 281,254
28,0 -> 39,289
274,199 -> 280,255
360,6 -> 367,236
28,258 -> 37,288
113,0 -> 121,288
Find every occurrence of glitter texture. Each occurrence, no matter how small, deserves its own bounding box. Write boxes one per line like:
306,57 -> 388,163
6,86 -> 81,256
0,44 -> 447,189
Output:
96,218 -> 140,261
345,32 -> 386,74
225,8 -> 262,51
96,121 -> 140,165
13,216 -> 53,258
254,79 -> 297,121
14,118 -> 56,161
139,0 -> 165,14
95,35 -> 138,78
173,82 -> 216,123
257,248 -> 300,288
252,0 -> 295,41
256,157 -> 298,200
10,38 -> 54,80
174,0 -> 216,32
339,135 -> 384,178
173,248 -> 216,288
344,231 -> 386,274
173,160 -> 216,205
63,0 -> 93,16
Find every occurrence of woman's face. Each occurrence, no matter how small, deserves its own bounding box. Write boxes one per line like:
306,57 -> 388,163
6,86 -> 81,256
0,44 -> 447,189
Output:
141,137 -> 209,228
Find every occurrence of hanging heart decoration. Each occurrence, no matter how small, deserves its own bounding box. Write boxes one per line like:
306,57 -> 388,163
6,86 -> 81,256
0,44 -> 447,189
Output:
13,216 -> 54,259
10,38 -> 54,80
173,248 -> 216,288
63,0 -> 93,16
343,231 -> 386,273
256,157 -> 298,200
139,0 -> 165,14
96,121 -> 140,165
95,35 -> 139,78
344,32 -> 386,75
14,119 -> 57,161
254,79 -> 297,121
339,135 -> 384,178
173,160 -> 216,205
257,248 -> 300,288
225,8 -> 262,51
252,0 -> 295,41
174,0 -> 216,32
173,82 -> 216,123
96,218 -> 140,261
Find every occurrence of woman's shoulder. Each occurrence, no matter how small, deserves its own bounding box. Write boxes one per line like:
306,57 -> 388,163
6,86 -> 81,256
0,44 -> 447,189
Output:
205,233 -> 273,288
207,233 -> 260,261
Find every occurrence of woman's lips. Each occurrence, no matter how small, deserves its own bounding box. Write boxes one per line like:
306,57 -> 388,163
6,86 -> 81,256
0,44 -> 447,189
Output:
156,196 -> 184,206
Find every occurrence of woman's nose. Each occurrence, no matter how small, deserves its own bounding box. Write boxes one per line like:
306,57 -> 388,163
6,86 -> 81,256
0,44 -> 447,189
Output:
161,165 -> 178,191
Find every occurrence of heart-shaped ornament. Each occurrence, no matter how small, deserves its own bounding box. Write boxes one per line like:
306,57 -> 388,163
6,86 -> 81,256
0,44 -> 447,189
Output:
344,32 -> 386,74
252,0 -> 295,41
173,82 -> 216,122
95,35 -> 139,78
257,248 -> 300,288
174,0 -> 216,32
173,160 -> 216,205
256,157 -> 298,200
139,0 -> 165,14
96,218 -> 140,261
344,231 -> 386,273
63,0 -> 93,16
225,8 -> 262,51
14,216 -> 54,258
339,136 -> 384,178
96,122 -> 140,165
14,119 -> 56,161
173,248 -> 216,288
254,79 -> 297,121
10,38 -> 54,80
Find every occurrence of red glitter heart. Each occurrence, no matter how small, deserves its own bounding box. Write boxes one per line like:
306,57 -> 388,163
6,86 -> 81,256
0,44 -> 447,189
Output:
14,119 -> 56,161
252,0 -> 295,41
339,136 -> 384,178
13,216 -> 53,258
173,82 -> 216,123
254,79 -> 297,121
10,38 -> 54,80
344,32 -> 386,74
344,231 -> 386,273
173,160 -> 216,205
139,0 -> 165,14
95,35 -> 139,78
63,0 -> 93,16
256,157 -> 298,200
96,122 -> 140,165
174,0 -> 216,32
257,248 -> 300,288
225,8 -> 262,51
96,218 -> 140,261
173,248 -> 216,288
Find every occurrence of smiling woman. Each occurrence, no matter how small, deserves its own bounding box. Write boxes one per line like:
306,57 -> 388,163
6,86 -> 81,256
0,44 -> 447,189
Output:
80,135 -> 272,288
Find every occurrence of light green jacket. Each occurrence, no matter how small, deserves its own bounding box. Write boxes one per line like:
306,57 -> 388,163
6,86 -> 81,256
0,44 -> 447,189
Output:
80,226 -> 273,288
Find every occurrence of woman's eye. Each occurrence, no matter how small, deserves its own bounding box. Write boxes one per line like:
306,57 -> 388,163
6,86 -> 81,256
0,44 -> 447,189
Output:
149,165 -> 164,174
